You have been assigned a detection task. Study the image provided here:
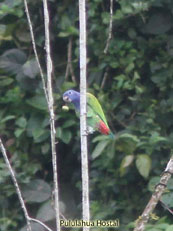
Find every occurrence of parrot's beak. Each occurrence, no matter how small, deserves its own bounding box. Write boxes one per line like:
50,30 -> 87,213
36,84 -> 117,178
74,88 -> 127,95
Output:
63,95 -> 72,102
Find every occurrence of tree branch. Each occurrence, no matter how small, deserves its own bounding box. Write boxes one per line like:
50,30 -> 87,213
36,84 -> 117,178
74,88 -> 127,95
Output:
101,0 -> 114,88
101,66 -> 109,89
79,0 -> 90,230
25,0 -> 60,229
42,0 -> 61,230
24,0 -> 49,104
65,37 -> 76,83
0,139 -> 32,231
134,155 -> 173,231
104,0 -> 113,54
29,218 -> 53,231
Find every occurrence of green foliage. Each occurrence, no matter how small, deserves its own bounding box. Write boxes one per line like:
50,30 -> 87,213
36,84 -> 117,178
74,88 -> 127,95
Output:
22,179 -> 51,203
0,0 -> 173,230
136,154 -> 151,178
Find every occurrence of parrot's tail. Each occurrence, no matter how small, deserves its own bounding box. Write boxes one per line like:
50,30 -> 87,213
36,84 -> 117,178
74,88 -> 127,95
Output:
109,132 -> 115,140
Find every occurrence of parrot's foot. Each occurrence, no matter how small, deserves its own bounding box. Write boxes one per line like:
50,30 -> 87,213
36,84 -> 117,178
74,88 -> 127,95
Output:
84,130 -> 89,135
82,129 -> 90,136
86,126 -> 94,134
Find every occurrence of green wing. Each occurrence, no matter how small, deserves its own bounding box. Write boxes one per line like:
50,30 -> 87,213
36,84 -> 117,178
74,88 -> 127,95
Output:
86,93 -> 109,127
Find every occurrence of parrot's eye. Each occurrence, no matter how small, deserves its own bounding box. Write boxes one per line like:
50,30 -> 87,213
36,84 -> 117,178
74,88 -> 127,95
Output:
68,91 -> 72,95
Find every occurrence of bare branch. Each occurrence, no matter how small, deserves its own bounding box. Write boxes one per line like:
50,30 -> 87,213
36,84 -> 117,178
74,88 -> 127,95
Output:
134,156 -> 173,231
65,37 -> 76,83
104,0 -> 113,54
42,0 -> 60,230
25,0 -> 60,229
101,0 -> 114,88
160,200 -> 173,216
101,66 -> 109,89
24,0 -> 49,104
0,139 -> 32,231
79,0 -> 90,230
29,218 -> 53,231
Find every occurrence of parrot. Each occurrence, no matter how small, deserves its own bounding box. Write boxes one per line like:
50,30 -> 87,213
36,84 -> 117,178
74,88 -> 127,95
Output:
63,89 -> 114,139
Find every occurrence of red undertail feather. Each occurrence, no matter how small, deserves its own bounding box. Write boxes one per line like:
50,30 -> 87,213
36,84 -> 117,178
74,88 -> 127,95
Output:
98,120 -> 110,135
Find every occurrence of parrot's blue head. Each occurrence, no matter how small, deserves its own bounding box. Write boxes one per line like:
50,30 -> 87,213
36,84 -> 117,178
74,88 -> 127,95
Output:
63,89 -> 80,110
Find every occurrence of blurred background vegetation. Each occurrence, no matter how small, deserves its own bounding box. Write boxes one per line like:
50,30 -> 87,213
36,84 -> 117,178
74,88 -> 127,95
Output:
1,0 -> 173,230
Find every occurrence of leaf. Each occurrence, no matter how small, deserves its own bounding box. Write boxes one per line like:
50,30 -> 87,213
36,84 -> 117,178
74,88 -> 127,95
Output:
125,62 -> 134,73
120,155 -> 134,176
167,179 -> 173,190
56,127 -> 62,139
22,179 -> 51,203
26,115 -> 43,137
41,143 -> 50,154
58,26 -> 78,37
161,193 -> 173,208
148,176 -> 160,192
23,59 -> 39,78
92,140 -> 109,159
144,13 -> 172,35
166,225 -> 173,231
136,154 -> 151,178
0,76 -> 14,86
27,95 -> 47,110
0,24 -> 6,35
118,133 -> 139,143
33,130 -> 49,143
60,129 -> 72,144
36,200 -> 56,222
116,133 -> 139,154
106,140 -> 116,159
15,117 -> 27,128
0,48 -> 26,74
121,155 -> 134,168
1,115 -> 15,123
32,128 -> 46,140
20,222 -> 45,231
61,81 -> 76,92
62,120 -> 76,128
92,135 -> 110,143
14,128 -> 25,138
15,23 -> 31,43
128,28 -> 137,39
149,132 -> 167,144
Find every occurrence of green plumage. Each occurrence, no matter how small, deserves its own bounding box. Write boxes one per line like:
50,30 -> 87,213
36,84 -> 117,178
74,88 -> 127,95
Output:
76,93 -> 110,134
87,93 -> 109,127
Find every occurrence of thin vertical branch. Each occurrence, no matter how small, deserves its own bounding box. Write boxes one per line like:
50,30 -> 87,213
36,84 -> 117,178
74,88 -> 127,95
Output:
65,37 -> 76,83
101,66 -> 109,89
101,0 -> 114,89
0,139 -> 32,231
79,0 -> 90,230
104,0 -> 113,54
42,1 -> 60,231
134,155 -> 173,231
25,0 -> 60,229
23,0 -> 49,104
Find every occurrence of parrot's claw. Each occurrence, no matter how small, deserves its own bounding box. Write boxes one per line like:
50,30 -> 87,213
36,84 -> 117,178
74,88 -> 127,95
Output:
82,128 -> 94,136
87,126 -> 94,134
85,130 -> 89,135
